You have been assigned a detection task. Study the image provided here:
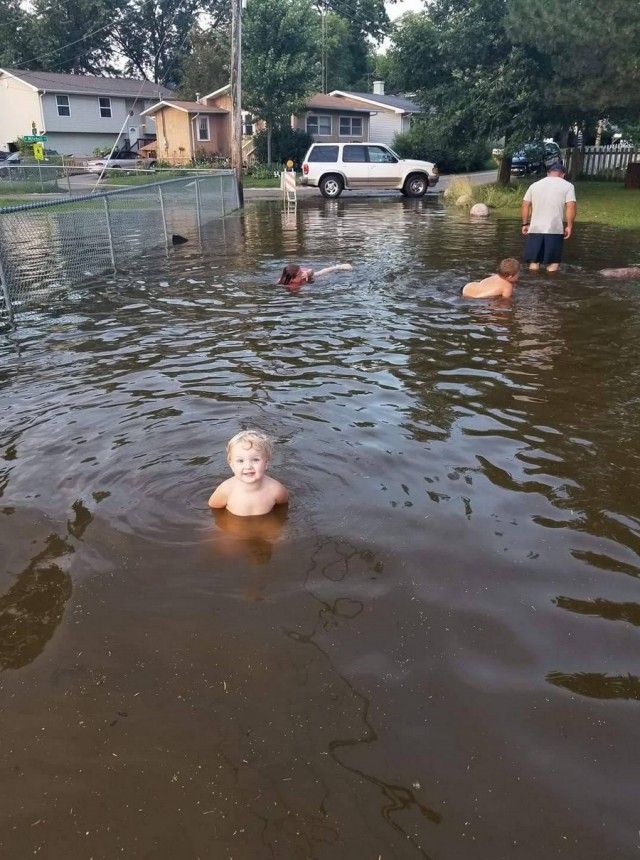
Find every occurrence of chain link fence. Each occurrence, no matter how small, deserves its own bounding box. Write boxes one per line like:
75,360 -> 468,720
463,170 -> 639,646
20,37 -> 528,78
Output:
0,171 -> 240,323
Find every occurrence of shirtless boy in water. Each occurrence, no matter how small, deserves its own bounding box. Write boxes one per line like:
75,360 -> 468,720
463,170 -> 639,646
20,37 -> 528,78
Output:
208,430 -> 289,517
462,258 -> 520,299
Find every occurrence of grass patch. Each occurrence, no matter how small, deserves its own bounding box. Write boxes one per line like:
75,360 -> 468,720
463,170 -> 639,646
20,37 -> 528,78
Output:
243,176 -> 281,188
446,178 -> 640,229
101,172 -> 282,189
0,180 -> 60,194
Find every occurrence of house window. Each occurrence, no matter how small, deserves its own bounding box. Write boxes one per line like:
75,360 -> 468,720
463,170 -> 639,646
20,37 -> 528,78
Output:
242,111 -> 254,136
56,95 -> 70,117
339,116 -> 362,137
197,116 -> 210,141
306,115 -> 331,137
99,97 -> 112,118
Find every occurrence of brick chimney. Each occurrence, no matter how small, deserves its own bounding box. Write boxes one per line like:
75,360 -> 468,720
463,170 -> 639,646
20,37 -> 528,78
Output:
373,80 -> 385,95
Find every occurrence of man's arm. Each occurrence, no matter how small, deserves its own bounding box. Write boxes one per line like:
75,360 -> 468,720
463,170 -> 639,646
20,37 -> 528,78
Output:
521,200 -> 532,235
564,201 -> 576,239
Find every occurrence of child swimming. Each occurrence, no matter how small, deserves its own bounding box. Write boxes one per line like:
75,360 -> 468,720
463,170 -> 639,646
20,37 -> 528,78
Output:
208,430 -> 289,517
276,263 -> 353,288
461,258 -> 520,298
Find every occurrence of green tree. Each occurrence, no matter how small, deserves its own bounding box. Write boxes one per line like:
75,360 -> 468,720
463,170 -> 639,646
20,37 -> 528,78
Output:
506,0 -> 640,116
243,0 -> 318,162
387,1 -> 552,182
0,0 -> 34,67
27,0 -> 115,74
175,27 -> 230,99
111,0 -> 230,84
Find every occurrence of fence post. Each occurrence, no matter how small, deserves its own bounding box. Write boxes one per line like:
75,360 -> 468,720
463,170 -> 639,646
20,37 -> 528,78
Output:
194,175 -> 202,227
194,176 -> 203,245
220,174 -> 226,216
103,197 -> 117,270
158,186 -> 169,254
0,247 -> 14,324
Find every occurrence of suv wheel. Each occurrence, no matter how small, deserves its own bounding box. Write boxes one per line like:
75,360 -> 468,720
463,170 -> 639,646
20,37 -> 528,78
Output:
319,174 -> 343,198
403,173 -> 428,198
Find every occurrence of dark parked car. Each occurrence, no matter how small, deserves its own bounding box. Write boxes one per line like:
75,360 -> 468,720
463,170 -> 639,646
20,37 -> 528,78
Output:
0,149 -> 61,178
511,141 -> 562,177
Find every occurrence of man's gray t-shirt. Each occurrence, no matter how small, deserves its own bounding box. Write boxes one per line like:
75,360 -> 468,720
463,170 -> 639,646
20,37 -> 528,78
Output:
523,176 -> 577,234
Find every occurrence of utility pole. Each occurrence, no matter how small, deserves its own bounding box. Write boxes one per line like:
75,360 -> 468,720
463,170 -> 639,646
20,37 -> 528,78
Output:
230,0 -> 244,205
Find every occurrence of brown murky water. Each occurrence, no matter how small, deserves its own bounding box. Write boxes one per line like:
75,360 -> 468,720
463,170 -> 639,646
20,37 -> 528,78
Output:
2,196 -> 640,859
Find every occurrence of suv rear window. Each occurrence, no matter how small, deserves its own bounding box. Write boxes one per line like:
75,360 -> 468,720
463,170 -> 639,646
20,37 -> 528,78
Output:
307,146 -> 339,163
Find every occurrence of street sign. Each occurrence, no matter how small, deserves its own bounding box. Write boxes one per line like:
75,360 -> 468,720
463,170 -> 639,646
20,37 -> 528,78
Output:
33,143 -> 45,160
23,134 -> 47,143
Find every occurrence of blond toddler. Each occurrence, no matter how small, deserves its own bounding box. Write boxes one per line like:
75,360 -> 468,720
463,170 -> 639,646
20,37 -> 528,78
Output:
208,430 -> 289,517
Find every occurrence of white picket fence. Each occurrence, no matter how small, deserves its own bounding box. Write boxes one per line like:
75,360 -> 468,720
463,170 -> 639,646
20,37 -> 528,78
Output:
563,145 -> 638,178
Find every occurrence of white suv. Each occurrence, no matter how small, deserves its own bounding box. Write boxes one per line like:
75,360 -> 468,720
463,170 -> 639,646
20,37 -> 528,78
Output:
301,142 -> 439,198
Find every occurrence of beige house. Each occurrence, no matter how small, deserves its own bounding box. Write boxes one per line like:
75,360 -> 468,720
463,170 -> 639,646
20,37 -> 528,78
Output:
292,94 -> 371,143
141,99 -> 229,163
142,85 -> 261,164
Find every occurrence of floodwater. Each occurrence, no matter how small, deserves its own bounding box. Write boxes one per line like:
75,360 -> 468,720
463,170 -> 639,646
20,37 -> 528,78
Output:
2,195 -> 640,859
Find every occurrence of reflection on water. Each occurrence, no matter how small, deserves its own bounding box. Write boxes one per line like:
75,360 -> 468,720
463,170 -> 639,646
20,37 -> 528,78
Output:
547,671 -> 640,700
212,505 -> 289,567
2,196 -> 640,858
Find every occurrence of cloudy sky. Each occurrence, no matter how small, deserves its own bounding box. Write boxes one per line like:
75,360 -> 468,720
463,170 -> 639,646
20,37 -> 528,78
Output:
387,0 -> 424,20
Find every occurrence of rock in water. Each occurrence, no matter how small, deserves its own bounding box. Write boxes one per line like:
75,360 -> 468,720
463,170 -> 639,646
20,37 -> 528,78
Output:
172,234 -> 188,245
470,203 -> 490,217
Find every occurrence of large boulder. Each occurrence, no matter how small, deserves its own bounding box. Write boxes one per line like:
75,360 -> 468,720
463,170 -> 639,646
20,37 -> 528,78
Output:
455,194 -> 473,207
470,202 -> 490,217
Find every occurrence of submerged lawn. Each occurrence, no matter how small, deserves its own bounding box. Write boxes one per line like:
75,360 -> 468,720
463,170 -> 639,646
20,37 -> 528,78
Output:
458,180 -> 640,230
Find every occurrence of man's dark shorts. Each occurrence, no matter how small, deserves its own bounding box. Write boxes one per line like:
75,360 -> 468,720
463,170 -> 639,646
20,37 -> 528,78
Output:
523,233 -> 564,265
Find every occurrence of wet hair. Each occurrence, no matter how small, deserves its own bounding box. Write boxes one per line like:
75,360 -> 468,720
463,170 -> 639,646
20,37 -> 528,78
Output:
226,429 -> 273,461
497,258 -> 521,278
276,264 -> 301,285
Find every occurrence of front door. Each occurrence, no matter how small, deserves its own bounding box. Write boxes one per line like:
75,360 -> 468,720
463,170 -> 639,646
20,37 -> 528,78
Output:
366,145 -> 399,186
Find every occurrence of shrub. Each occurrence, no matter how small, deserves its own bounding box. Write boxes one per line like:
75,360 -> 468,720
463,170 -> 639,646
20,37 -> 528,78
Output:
253,126 -> 313,168
443,177 -> 530,209
245,162 -> 284,179
393,119 -> 491,174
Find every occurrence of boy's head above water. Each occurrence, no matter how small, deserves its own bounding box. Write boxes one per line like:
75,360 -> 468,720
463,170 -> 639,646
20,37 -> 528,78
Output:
226,429 -> 273,464
497,258 -> 521,281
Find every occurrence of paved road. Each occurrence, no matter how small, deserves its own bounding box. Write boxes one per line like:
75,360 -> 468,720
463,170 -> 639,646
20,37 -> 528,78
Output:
4,168 -> 499,203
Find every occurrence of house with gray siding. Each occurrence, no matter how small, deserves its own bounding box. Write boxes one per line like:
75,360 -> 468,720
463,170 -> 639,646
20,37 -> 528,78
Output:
329,81 -> 422,146
0,68 -> 174,156
292,93 -> 372,143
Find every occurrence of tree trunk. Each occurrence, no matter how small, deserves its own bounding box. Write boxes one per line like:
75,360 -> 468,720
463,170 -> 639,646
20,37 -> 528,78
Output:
497,154 -> 512,185
267,125 -> 272,164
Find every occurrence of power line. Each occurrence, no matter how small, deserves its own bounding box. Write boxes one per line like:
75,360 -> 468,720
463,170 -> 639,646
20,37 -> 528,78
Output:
321,0 -> 389,41
9,0 -> 160,71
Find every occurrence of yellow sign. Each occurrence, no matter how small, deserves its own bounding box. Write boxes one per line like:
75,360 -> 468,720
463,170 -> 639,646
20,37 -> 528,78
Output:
33,143 -> 44,160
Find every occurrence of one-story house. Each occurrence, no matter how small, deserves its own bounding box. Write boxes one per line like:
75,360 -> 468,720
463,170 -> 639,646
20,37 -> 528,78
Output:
329,81 -> 422,146
0,68 -> 174,156
141,85 -> 260,164
292,93 -> 372,143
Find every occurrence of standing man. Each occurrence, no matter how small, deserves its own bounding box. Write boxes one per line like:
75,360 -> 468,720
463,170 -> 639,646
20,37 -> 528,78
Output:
521,163 -> 576,272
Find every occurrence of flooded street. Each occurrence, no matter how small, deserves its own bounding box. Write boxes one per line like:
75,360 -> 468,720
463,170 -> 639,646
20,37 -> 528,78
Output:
2,195 -> 640,859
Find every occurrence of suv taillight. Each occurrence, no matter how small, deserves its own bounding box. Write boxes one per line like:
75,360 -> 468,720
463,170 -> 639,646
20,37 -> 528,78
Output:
303,163 -> 309,175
